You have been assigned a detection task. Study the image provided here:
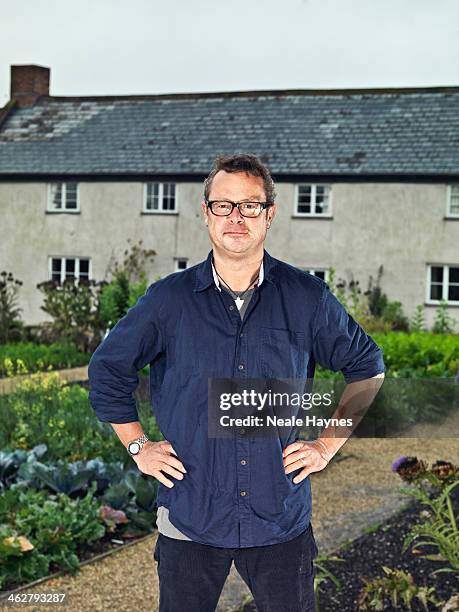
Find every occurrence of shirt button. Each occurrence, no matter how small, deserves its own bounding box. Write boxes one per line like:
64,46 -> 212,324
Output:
238,364 -> 244,370
240,332 -> 244,337
240,428 -> 245,435
229,305 -> 234,311
240,491 -> 247,497
240,459 -> 247,465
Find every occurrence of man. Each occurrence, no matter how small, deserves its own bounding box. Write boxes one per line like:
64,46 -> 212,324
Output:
88,153 -> 385,612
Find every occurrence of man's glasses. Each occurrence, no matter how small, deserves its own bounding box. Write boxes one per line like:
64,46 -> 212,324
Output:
206,199 -> 272,218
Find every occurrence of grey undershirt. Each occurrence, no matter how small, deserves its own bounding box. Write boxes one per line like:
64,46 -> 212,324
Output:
156,287 -> 255,540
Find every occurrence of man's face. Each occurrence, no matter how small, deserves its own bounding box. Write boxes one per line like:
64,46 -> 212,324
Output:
201,170 -> 276,256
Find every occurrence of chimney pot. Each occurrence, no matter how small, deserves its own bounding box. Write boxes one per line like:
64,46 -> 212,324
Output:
10,65 -> 50,107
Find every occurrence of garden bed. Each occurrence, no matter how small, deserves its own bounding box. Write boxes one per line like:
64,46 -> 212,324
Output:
240,493 -> 458,612
0,532 -> 152,601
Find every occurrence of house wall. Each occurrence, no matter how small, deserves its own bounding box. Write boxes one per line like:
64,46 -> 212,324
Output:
0,181 -> 458,329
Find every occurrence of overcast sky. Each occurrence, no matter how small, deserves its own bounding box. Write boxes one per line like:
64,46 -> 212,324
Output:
1,0 -> 458,105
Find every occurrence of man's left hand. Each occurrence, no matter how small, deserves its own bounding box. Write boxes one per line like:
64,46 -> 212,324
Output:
282,440 -> 330,483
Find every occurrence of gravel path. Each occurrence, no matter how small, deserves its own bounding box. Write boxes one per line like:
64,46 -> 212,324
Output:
1,434 -> 458,612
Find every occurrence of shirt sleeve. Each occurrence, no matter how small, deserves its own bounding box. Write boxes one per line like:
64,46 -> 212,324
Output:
312,284 -> 385,383
88,283 -> 164,423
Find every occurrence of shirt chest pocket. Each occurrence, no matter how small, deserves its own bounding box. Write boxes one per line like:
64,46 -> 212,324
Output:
260,327 -> 307,378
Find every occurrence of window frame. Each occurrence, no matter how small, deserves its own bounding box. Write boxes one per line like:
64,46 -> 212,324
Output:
293,184 -> 333,218
174,257 -> 188,272
446,185 -> 459,219
47,182 -> 80,213
425,264 -> 459,305
143,182 -> 178,214
303,268 -> 330,282
48,256 -> 91,285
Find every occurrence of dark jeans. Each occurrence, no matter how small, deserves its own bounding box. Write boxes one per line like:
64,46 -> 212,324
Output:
153,524 -> 319,612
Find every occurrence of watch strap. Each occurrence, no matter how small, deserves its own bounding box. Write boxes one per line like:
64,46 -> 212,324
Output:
127,433 -> 149,456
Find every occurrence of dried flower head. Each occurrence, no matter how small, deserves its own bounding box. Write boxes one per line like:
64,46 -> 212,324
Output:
431,460 -> 458,483
391,456 -> 428,482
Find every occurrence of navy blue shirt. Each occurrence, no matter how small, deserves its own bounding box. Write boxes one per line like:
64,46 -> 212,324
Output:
88,250 -> 385,548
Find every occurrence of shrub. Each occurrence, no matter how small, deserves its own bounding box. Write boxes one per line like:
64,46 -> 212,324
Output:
393,456 -> 459,575
433,300 -> 457,335
410,305 -> 426,333
357,567 -> 440,611
372,332 -> 459,378
0,485 -> 105,589
0,342 -> 90,378
0,372 -> 163,465
0,271 -> 23,344
36,279 -> 105,353
327,267 -> 409,333
98,239 -> 155,332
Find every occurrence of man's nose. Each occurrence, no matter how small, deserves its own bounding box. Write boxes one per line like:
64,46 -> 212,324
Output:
228,205 -> 244,222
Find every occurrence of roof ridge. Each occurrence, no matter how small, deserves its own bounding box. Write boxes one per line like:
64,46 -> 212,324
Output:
34,85 -> 459,103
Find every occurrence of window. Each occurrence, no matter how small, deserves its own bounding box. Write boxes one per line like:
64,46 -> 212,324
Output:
304,268 -> 329,282
144,183 -> 177,212
49,257 -> 90,285
427,265 -> 459,304
295,185 -> 331,216
48,183 -> 79,212
174,258 -> 188,271
447,185 -> 459,217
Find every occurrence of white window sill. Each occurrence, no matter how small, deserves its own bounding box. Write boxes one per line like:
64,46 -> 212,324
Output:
292,214 -> 333,219
141,210 -> 178,215
46,210 -> 80,214
425,301 -> 459,306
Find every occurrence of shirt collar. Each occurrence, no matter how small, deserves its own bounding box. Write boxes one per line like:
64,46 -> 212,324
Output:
211,260 -> 264,292
194,249 -> 277,292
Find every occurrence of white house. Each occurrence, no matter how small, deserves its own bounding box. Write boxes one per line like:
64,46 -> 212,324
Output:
0,64 -> 458,328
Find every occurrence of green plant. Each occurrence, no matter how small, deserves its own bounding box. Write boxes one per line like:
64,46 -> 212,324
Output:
313,553 -> 344,612
0,444 -> 47,491
0,341 -> 90,378
0,372 -> 163,465
392,456 -> 459,575
0,271 -> 24,345
102,471 -> 158,533
326,267 -> 408,333
0,485 -> 106,590
401,481 -> 459,574
433,300 -> 457,334
366,265 -> 387,317
372,332 -> 459,378
99,239 -> 155,331
0,525 -> 49,590
16,457 -> 126,498
410,305 -> 426,333
36,278 -> 105,352
356,566 -> 441,611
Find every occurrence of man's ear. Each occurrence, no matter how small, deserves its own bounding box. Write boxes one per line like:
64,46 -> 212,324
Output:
267,203 -> 277,224
201,201 -> 208,225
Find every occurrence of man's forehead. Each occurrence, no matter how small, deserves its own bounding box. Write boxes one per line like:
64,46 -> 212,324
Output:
209,170 -> 265,196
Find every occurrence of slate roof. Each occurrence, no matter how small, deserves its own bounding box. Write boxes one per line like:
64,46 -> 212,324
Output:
0,88 -> 458,177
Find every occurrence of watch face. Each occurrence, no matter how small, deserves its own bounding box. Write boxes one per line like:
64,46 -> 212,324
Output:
129,442 -> 140,455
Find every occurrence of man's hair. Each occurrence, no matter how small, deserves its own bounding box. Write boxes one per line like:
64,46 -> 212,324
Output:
203,153 -> 277,205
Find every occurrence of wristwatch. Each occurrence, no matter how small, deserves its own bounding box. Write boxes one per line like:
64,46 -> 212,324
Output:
127,433 -> 149,457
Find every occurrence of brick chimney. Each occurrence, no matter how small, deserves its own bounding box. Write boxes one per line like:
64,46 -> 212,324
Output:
10,65 -> 50,107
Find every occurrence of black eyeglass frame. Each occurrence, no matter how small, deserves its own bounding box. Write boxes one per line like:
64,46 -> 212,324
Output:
205,199 -> 273,218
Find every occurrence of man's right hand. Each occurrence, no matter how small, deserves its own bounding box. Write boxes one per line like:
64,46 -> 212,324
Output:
133,440 -> 187,488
